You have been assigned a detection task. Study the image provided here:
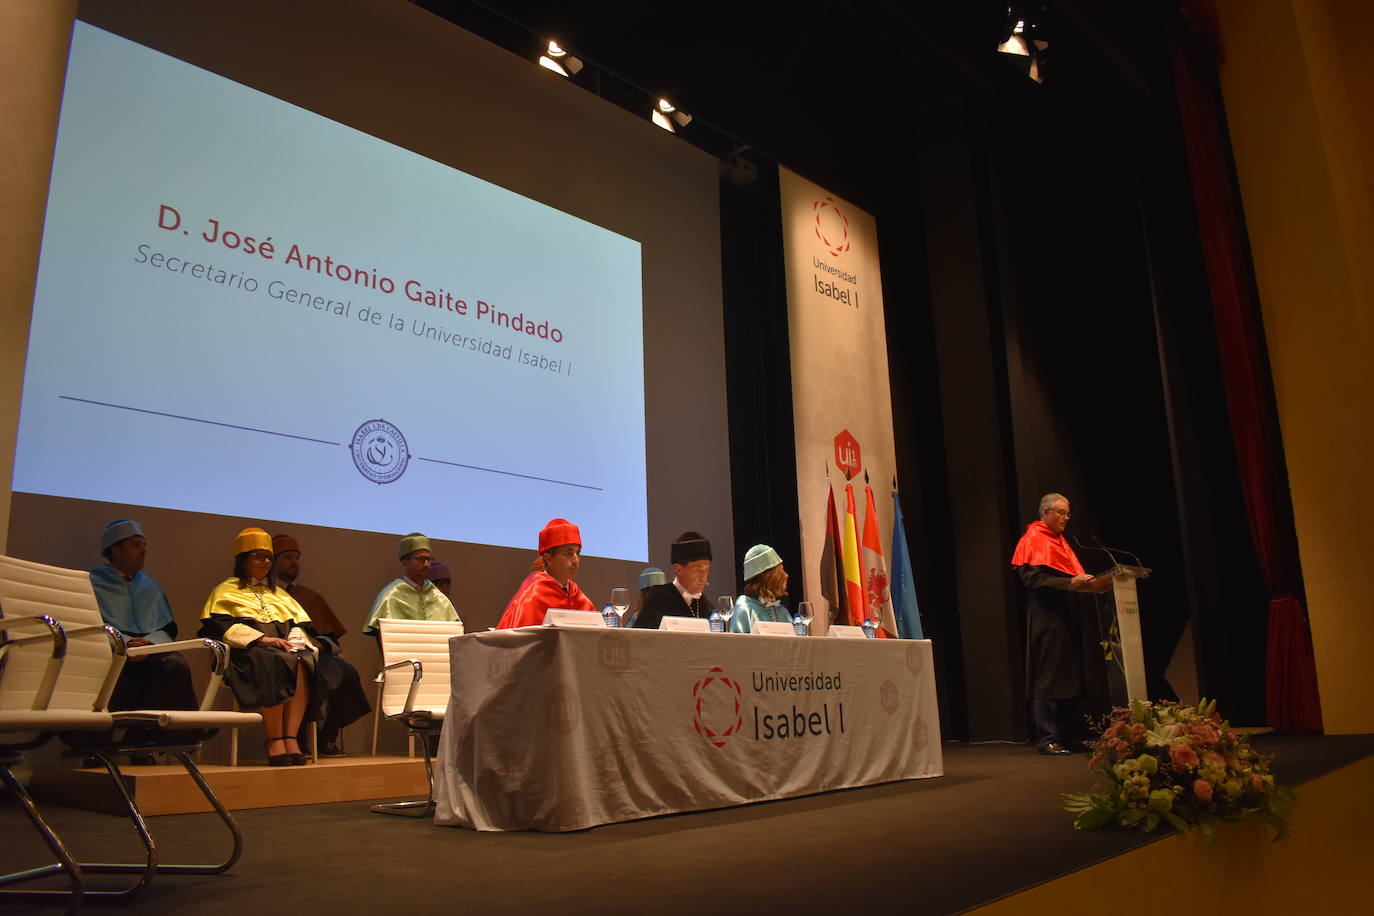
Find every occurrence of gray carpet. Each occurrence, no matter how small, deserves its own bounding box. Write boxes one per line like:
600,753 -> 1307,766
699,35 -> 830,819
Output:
3,734 -> 1370,915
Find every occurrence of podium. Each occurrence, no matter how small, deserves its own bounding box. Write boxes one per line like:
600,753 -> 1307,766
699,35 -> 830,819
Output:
1093,564 -> 1151,704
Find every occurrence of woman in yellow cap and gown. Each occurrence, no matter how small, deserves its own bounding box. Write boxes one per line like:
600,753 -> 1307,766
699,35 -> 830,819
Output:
198,527 -> 320,766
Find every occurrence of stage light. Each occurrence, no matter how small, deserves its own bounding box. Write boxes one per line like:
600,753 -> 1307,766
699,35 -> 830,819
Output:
653,98 -> 692,132
997,18 -> 1030,56
997,6 -> 1050,83
538,40 -> 582,78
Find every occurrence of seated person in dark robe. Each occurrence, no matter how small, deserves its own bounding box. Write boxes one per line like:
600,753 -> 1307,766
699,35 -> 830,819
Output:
428,559 -> 453,599
272,534 -> 371,758
88,518 -> 199,765
198,527 -> 323,766
1011,492 -> 1111,756
626,567 -> 666,628
634,531 -> 714,628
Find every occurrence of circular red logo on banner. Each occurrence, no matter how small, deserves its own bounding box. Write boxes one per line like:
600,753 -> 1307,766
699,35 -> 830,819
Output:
692,666 -> 743,748
813,197 -> 851,257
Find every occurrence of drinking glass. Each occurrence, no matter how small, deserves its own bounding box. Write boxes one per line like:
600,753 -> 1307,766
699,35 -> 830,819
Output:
717,595 -> 735,631
610,587 -> 630,623
797,601 -> 813,633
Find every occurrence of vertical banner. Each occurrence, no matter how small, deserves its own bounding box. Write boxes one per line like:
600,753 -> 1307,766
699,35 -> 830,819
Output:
779,167 -> 899,636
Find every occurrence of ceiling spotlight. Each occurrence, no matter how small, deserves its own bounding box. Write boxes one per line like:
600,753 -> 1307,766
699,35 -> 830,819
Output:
538,40 -> 583,77
997,19 -> 1030,56
651,107 -> 676,132
997,6 -> 1050,83
654,98 -> 693,130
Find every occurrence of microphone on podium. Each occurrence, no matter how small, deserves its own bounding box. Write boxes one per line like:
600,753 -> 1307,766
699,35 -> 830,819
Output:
1073,534 -> 1118,568
1088,533 -> 1143,568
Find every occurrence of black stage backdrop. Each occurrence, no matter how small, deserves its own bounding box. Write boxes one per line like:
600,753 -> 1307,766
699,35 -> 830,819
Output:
347,1 -> 1282,737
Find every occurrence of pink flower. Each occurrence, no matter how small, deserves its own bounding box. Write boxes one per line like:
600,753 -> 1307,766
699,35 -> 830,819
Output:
1188,723 -> 1219,745
1129,724 -> 1146,741
1170,743 -> 1200,771
1193,778 -> 1213,802
1250,774 -> 1265,793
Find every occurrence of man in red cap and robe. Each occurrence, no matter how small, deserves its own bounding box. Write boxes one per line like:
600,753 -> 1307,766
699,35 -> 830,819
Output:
497,519 -> 595,628
1011,492 -> 1110,756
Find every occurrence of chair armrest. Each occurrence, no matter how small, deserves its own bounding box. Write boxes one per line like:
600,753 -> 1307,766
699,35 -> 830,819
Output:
127,638 -> 226,668
0,614 -> 67,655
0,614 -> 67,710
374,658 -> 422,715
126,637 -> 230,710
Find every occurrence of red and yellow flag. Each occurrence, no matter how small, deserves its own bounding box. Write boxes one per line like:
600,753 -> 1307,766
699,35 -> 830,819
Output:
841,479 -> 865,626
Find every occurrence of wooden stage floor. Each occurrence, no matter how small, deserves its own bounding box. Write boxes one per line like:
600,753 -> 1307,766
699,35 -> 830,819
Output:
29,754 -> 430,815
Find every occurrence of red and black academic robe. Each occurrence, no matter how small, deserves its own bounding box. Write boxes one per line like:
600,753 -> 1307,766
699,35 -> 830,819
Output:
1011,521 -> 1106,700
496,571 -> 596,629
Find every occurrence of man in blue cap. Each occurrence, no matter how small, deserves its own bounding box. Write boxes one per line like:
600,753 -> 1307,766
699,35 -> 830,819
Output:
89,519 -> 199,763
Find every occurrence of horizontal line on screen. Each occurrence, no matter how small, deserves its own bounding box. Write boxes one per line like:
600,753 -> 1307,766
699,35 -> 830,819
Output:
416,455 -> 602,491
59,395 -> 342,446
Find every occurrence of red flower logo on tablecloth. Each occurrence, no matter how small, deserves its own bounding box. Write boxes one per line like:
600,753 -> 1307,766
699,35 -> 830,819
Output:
692,666 -> 743,748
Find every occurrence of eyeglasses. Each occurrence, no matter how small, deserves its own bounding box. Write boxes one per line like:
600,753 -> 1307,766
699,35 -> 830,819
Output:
247,552 -> 273,562
1051,508 -> 1071,518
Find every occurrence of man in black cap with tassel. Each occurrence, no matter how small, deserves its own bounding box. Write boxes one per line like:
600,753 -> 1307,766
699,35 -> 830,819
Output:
634,531 -> 713,629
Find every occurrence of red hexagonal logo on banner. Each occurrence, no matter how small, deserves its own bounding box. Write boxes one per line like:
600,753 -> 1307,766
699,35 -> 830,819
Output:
834,429 -> 862,478
692,666 -> 743,749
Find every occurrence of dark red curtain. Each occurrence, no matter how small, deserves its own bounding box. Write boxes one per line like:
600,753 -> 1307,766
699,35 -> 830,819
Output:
1168,9 -> 1322,732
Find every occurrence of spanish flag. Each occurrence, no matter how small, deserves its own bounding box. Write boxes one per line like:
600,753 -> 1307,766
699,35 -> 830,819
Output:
841,478 -> 865,626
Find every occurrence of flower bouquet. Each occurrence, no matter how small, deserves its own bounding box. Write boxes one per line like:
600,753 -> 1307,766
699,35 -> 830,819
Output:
1061,698 -> 1295,842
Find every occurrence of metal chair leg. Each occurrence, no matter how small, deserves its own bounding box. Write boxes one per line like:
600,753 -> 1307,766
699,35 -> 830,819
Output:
77,749 -> 243,878
369,726 -> 437,818
370,680 -> 382,756
0,761 -> 85,913
34,753 -> 159,904
148,750 -> 244,874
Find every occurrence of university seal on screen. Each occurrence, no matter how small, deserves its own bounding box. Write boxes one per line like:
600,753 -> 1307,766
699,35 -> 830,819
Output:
351,419 -> 410,484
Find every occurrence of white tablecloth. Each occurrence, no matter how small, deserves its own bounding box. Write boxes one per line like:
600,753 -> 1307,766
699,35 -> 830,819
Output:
433,626 -> 942,831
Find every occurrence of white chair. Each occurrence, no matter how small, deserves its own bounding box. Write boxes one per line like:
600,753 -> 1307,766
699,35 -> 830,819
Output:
0,554 -> 261,908
369,616 -> 463,817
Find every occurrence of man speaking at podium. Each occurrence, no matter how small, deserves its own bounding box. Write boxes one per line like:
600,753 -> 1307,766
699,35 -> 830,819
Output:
1011,492 -> 1110,756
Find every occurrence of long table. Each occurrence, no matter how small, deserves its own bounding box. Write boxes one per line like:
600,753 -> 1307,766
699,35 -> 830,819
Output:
432,626 -> 943,831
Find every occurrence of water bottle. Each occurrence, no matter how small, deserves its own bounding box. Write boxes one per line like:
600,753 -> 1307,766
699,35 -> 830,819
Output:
792,613 -> 807,636
708,608 -> 724,633
601,603 -> 619,628
861,617 -> 877,638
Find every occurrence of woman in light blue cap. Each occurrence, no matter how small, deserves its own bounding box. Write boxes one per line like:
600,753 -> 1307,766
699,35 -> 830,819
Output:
731,545 -> 791,633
